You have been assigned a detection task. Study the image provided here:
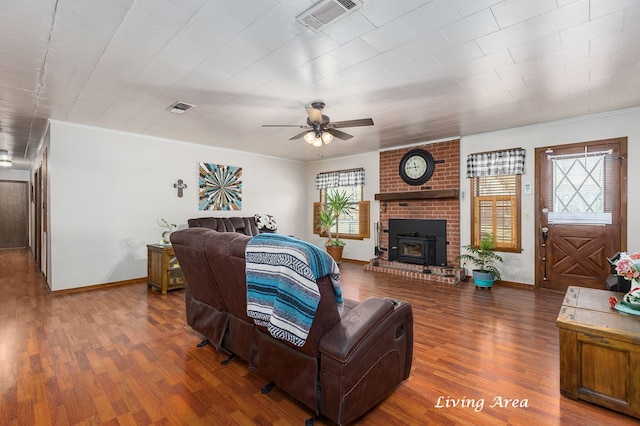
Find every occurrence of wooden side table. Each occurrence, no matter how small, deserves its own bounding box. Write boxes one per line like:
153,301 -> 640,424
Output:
147,244 -> 186,295
556,286 -> 640,419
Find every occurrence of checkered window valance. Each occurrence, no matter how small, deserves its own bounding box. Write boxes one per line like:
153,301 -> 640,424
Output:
315,168 -> 365,189
466,148 -> 525,178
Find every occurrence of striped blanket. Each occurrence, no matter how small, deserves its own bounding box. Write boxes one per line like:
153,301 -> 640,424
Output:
246,233 -> 343,347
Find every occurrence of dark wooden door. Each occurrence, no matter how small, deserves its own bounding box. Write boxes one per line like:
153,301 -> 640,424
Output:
0,180 -> 28,249
536,138 -> 627,291
34,168 -> 41,268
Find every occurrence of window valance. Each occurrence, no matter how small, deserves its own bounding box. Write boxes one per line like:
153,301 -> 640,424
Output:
315,168 -> 365,189
466,148 -> 525,178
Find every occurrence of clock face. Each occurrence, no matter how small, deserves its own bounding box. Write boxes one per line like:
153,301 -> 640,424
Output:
404,155 -> 428,179
399,149 -> 435,185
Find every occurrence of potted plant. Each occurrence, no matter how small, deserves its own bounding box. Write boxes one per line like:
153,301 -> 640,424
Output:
317,189 -> 354,262
457,233 -> 503,288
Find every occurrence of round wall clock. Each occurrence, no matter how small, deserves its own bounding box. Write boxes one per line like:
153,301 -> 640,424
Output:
399,149 -> 435,185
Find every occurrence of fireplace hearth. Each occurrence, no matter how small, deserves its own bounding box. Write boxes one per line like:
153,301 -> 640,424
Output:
364,259 -> 464,284
388,219 -> 447,266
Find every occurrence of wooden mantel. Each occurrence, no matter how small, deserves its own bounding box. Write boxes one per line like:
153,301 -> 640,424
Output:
374,189 -> 459,201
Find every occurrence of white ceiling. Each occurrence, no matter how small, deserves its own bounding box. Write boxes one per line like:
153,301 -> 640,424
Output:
2,0 -> 640,169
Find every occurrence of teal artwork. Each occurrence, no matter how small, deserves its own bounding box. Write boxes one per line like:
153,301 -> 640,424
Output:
199,163 -> 242,211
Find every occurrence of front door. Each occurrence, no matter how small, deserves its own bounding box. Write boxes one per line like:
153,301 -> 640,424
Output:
536,138 -> 627,291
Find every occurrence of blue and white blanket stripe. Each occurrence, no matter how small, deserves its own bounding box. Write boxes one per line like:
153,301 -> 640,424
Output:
246,233 -> 343,347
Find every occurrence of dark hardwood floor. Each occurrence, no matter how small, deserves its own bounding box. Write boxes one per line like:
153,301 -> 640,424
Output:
0,248 -> 636,425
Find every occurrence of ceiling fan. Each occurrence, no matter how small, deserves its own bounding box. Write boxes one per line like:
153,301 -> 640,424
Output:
262,101 -> 374,147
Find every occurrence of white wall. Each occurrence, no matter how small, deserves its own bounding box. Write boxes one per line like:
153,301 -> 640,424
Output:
47,121 -> 306,291
460,107 -> 640,285
303,107 -> 640,284
305,151 -> 380,262
41,107 -> 640,290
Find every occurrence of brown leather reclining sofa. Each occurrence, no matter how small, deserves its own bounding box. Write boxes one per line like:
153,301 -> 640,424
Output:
187,215 -> 277,236
170,226 -> 413,425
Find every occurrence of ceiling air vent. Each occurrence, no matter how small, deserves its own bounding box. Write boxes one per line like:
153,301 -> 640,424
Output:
296,0 -> 363,32
168,101 -> 196,114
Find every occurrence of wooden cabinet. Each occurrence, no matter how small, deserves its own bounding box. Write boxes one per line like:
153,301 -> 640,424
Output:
557,286 -> 640,419
147,244 -> 186,295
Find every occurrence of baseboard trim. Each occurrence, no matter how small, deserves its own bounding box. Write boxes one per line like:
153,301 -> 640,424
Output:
50,277 -> 147,295
341,258 -> 368,265
494,279 -> 535,290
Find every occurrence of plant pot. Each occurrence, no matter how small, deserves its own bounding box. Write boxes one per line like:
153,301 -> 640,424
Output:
472,270 -> 495,288
326,245 -> 344,263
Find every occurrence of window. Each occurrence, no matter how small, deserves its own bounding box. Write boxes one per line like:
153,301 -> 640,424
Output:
546,150 -> 612,224
313,168 -> 370,241
467,148 -> 524,252
471,175 -> 521,251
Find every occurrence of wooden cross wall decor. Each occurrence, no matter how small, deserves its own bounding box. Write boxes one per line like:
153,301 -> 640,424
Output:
173,179 -> 187,197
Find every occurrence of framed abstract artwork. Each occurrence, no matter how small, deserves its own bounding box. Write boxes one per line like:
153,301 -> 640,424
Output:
199,163 -> 242,211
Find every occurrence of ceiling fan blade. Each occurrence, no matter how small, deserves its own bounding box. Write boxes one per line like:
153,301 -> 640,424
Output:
289,130 -> 311,140
330,118 -> 374,128
306,107 -> 323,124
262,124 -> 308,128
327,128 -> 353,140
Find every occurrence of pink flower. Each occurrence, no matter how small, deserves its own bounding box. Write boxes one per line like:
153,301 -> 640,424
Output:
609,296 -> 618,308
616,259 -> 631,274
614,253 -> 640,281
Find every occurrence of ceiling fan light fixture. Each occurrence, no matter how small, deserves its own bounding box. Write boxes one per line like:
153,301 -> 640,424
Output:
0,149 -> 11,167
321,132 -> 333,144
304,131 -> 315,144
262,101 -> 373,145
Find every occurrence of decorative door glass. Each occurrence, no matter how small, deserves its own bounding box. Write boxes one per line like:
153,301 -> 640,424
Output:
547,149 -> 613,225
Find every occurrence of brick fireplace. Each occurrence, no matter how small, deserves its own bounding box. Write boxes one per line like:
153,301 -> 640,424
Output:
366,139 -> 461,282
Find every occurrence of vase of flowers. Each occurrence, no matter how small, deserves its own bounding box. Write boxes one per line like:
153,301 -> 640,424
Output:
158,218 -> 177,244
613,252 -> 640,282
608,252 -> 640,313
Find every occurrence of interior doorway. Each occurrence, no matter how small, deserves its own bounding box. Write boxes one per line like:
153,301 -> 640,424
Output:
0,180 -> 28,249
34,167 -> 42,268
535,138 -> 627,292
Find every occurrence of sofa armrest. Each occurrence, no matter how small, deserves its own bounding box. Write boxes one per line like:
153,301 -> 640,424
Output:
318,297 -> 413,425
319,297 -> 398,362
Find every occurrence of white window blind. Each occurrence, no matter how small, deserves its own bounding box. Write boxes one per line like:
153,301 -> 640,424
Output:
546,150 -> 613,225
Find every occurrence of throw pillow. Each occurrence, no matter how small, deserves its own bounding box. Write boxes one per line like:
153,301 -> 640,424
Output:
254,214 -> 277,231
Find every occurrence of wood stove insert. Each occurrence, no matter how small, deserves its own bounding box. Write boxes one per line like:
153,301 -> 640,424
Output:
388,219 -> 447,266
